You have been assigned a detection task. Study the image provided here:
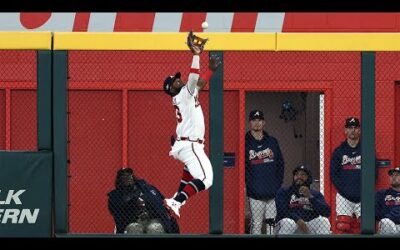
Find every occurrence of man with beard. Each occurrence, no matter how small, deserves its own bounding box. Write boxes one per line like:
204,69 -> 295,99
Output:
375,167 -> 400,234
275,165 -> 331,234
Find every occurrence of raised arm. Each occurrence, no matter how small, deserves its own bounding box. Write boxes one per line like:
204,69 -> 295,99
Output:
196,55 -> 222,91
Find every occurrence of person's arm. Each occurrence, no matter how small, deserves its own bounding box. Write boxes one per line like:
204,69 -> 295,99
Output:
196,56 -> 222,91
187,55 -> 201,95
375,191 -> 385,221
275,140 -> 285,186
309,192 -> 331,218
330,149 -> 341,189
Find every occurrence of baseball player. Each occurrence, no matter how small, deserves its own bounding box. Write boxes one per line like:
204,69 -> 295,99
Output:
245,110 -> 284,234
162,31 -> 222,218
330,117 -> 363,234
275,165 -> 331,234
375,167 -> 400,234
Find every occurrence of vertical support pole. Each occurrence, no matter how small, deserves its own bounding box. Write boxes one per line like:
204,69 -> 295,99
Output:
209,51 -> 224,234
53,50 -> 69,233
37,50 -> 53,150
361,52 -> 375,234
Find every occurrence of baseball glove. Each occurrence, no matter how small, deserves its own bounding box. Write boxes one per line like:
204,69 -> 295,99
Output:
187,30 -> 208,54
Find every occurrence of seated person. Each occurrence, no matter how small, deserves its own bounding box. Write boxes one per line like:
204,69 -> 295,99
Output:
375,167 -> 400,234
275,165 -> 331,234
108,167 -> 179,234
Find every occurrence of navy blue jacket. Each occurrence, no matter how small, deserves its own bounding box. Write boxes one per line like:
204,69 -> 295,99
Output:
330,140 -> 362,202
275,185 -> 331,222
245,131 -> 284,200
108,179 -> 179,234
330,140 -> 378,203
375,188 -> 400,224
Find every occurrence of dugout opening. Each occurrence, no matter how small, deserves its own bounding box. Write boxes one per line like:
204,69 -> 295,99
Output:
244,91 -> 325,234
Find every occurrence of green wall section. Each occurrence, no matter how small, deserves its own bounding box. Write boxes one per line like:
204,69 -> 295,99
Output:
0,151 -> 53,237
209,52 -> 224,234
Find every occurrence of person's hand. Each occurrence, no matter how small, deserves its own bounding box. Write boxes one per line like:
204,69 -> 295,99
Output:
208,55 -> 222,72
296,219 -> 310,234
299,185 -> 312,198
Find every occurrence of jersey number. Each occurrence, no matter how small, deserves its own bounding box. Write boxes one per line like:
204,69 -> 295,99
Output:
174,105 -> 182,123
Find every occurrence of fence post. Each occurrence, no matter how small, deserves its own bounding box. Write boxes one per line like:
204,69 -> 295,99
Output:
209,51 -> 224,234
37,50 -> 53,150
53,50 -> 69,234
361,52 -> 376,234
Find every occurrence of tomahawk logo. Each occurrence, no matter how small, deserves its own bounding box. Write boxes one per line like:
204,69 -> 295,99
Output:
0,190 -> 39,224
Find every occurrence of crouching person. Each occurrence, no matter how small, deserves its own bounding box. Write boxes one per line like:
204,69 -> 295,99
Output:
275,165 -> 331,234
108,167 -> 180,234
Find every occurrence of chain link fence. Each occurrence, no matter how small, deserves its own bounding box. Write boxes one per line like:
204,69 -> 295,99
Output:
65,50 -> 399,235
67,51 -> 211,234
0,50 -> 37,151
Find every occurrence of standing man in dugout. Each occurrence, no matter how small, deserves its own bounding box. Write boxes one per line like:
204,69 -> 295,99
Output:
245,110 -> 284,234
162,31 -> 222,219
375,167 -> 400,234
275,165 -> 331,234
330,117 -> 377,234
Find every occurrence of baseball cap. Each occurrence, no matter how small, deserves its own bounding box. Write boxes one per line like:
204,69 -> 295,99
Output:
345,117 -> 360,128
388,167 -> 400,176
163,72 -> 181,96
249,110 -> 264,121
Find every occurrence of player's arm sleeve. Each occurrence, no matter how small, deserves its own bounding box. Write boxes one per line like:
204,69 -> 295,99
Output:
387,206 -> 400,224
375,191 -> 385,221
330,149 -> 340,188
187,55 -> 200,95
275,140 -> 285,185
245,139 -> 250,167
309,192 -> 331,217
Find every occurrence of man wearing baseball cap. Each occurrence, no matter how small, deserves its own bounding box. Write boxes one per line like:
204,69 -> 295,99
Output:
245,109 -> 285,234
375,167 -> 400,234
330,116 -> 363,234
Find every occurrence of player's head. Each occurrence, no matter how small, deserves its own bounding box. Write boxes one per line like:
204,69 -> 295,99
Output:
115,167 -> 136,189
388,167 -> 400,188
344,116 -> 361,140
163,72 -> 184,97
248,109 -> 265,132
292,165 -> 313,187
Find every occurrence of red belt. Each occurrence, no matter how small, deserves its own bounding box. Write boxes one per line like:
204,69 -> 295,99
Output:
177,137 -> 204,144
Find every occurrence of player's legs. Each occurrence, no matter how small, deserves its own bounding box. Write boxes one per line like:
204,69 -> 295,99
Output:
335,193 -> 354,234
264,199 -> 277,235
248,198 -> 266,234
306,216 -> 331,234
378,218 -> 397,234
173,143 -> 213,204
275,218 -> 297,235
350,202 -> 361,234
177,165 -> 193,193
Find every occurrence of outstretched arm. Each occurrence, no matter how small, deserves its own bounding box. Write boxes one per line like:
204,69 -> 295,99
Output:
197,55 -> 222,91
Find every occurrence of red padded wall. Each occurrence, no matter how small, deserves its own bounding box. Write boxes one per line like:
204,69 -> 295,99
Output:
10,90 -> 37,150
68,90 -> 122,233
0,90 -> 4,149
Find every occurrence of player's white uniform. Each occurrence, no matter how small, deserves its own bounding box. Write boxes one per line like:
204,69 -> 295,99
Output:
169,55 -> 213,189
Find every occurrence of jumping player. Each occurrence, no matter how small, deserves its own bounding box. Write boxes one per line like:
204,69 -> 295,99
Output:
162,31 -> 221,219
